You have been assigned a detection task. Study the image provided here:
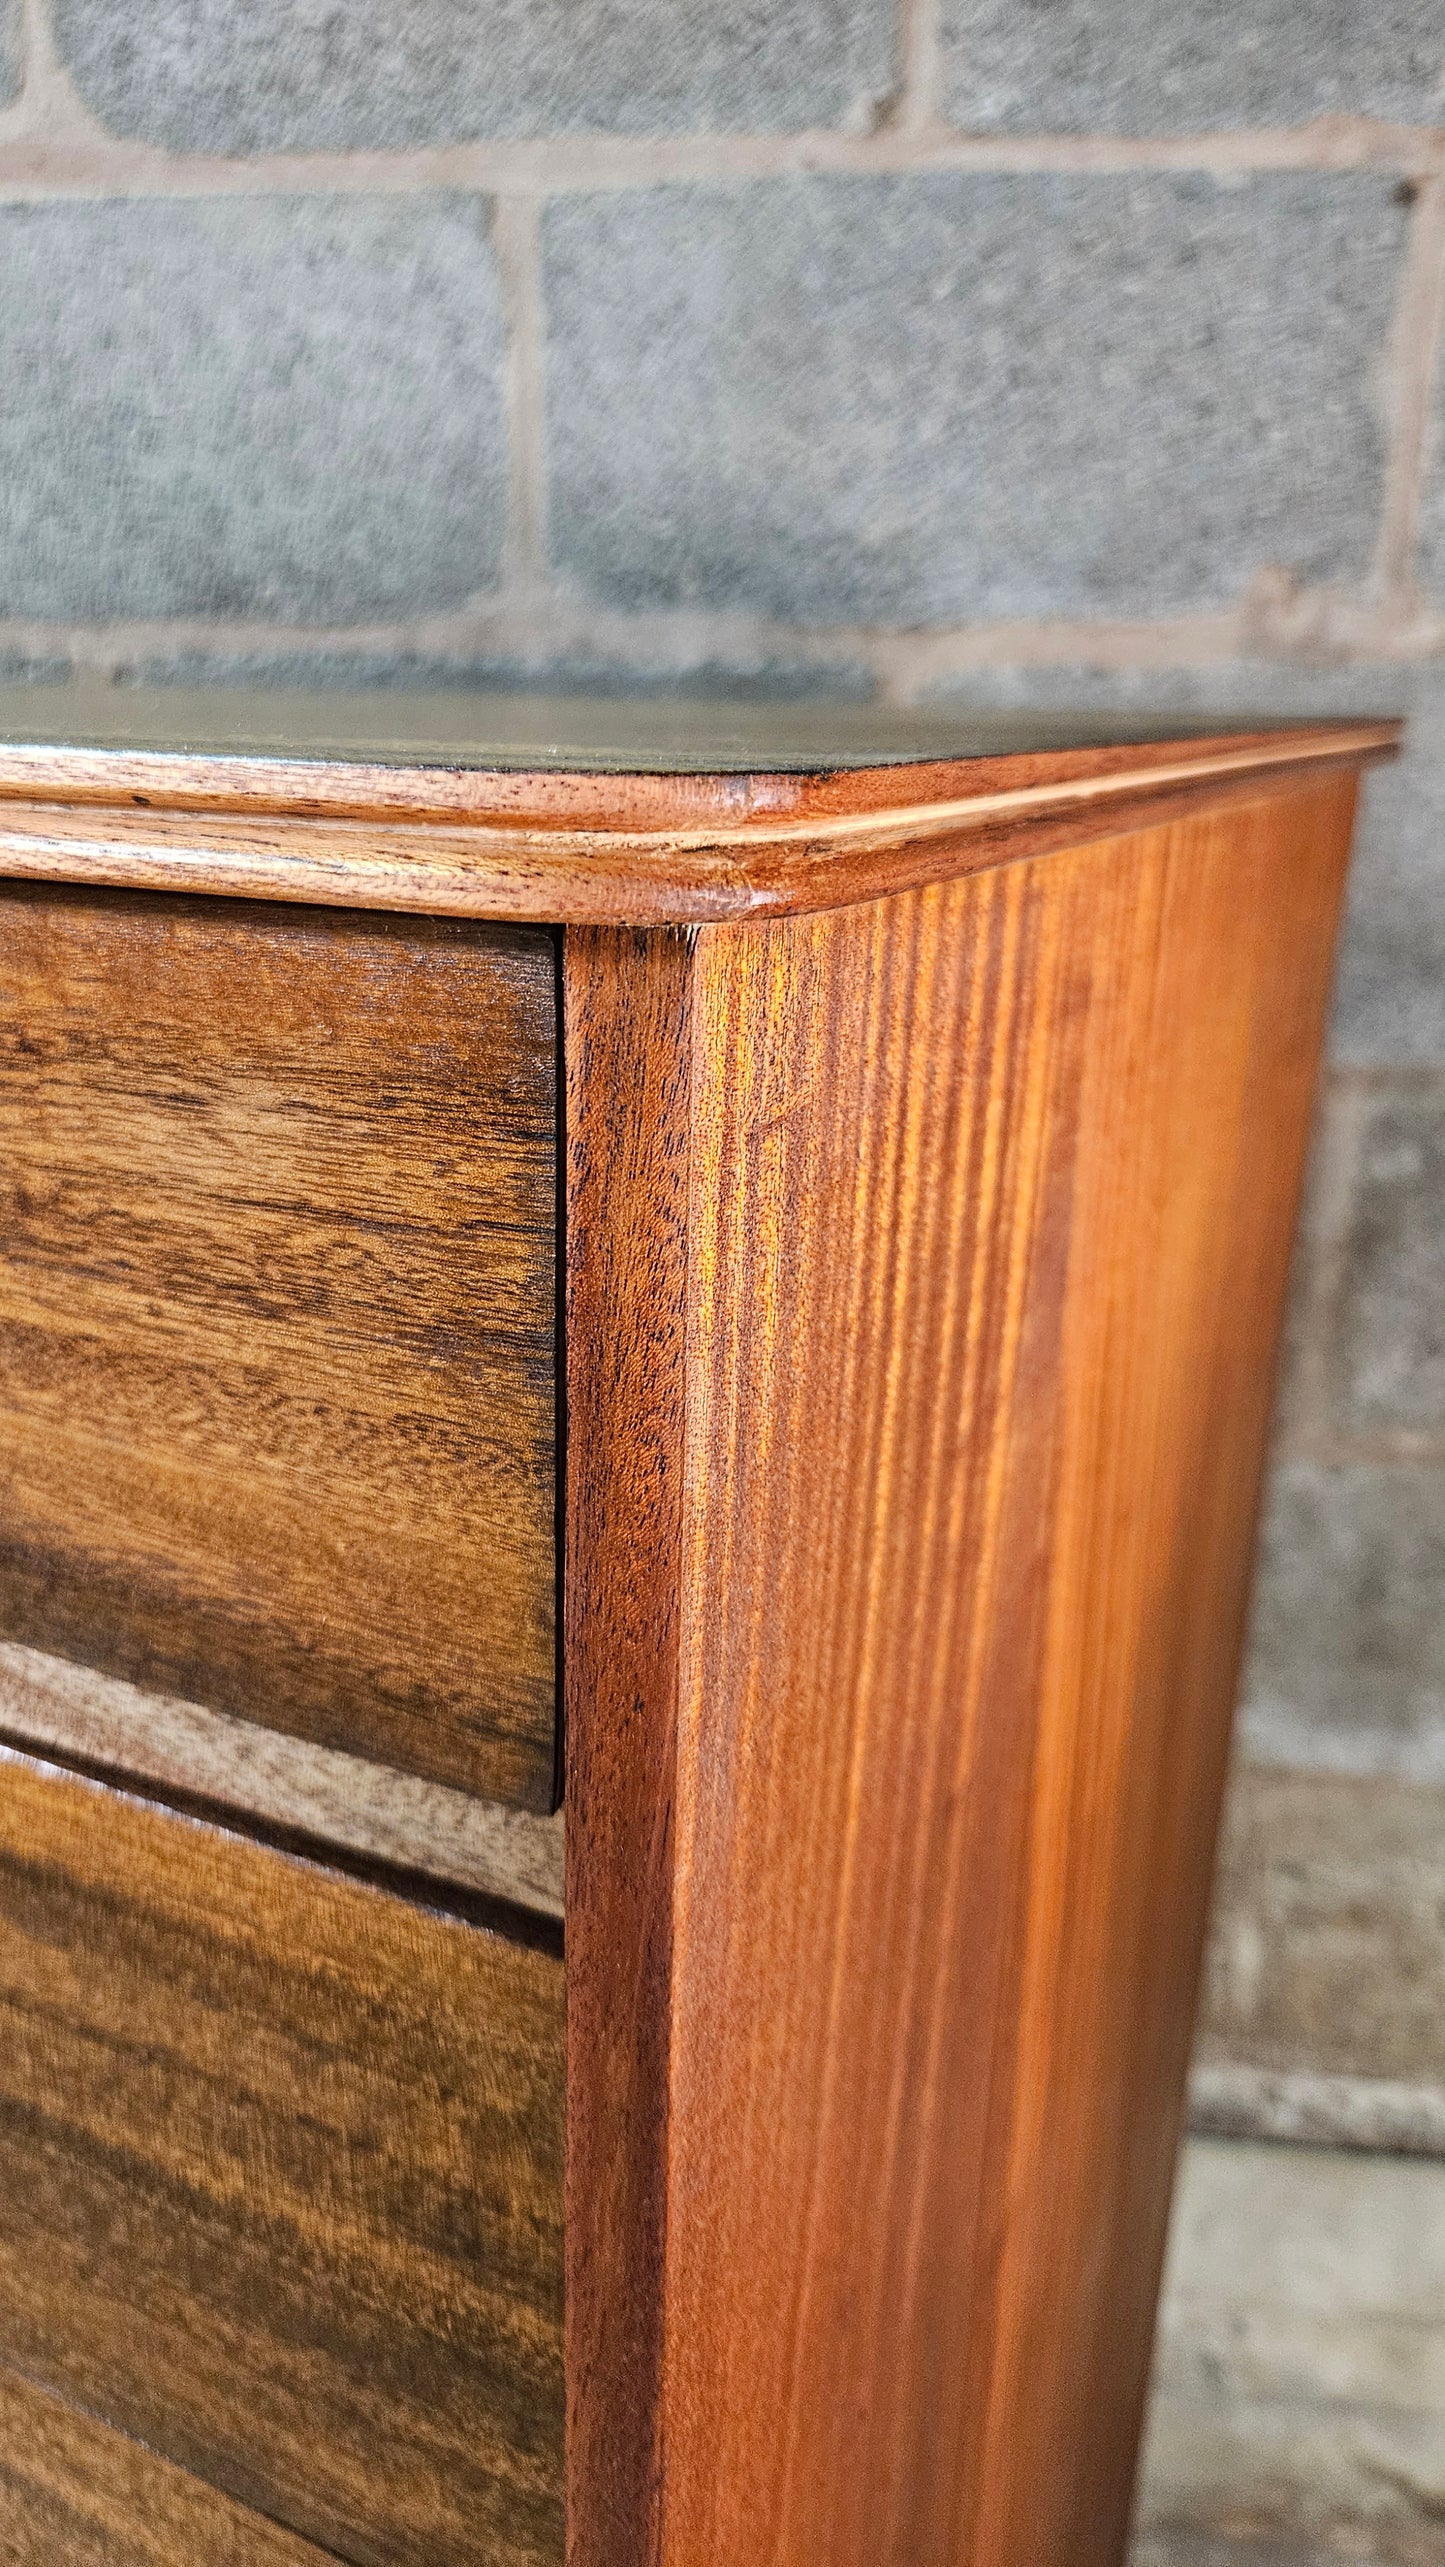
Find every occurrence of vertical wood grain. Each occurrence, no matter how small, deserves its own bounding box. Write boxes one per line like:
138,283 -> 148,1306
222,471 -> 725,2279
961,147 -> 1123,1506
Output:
565,928 -> 693,2567
564,776 -> 1359,2567
962,781 -> 1357,2564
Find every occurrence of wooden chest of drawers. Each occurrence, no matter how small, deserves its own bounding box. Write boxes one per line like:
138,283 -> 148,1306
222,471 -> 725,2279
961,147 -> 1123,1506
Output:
0,690 -> 1396,2567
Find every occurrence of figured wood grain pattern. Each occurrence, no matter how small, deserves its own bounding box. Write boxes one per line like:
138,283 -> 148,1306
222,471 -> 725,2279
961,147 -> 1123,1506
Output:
0,705 -> 1395,924
0,1746 -> 565,2567
564,774 -> 1361,2567
0,1640 -> 565,1918
0,2359 -> 334,2567
0,886 -> 558,1812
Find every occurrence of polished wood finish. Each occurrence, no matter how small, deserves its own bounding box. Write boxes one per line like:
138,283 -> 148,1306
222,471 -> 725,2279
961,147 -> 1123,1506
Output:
564,775 -> 1359,2567
0,2360 -> 333,2566
0,697 -> 1387,2567
0,1640 -> 564,1918
0,688 -> 1395,924
565,926 -> 694,2566
0,1748 -> 565,2567
0,887 -> 558,1812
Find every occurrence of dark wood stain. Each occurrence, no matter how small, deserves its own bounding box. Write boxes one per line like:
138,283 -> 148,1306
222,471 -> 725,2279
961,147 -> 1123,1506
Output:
564,776 -> 1359,2567
0,1747 -> 565,2567
0,885 -> 558,1812
0,2356 -> 334,2565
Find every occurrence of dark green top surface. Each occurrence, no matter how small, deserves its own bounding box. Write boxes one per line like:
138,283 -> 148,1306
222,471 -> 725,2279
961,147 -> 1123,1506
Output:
0,686 -> 1353,776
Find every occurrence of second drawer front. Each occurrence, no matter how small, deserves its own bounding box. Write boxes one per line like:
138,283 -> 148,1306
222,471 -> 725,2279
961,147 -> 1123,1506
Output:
0,2361 -> 333,2566
0,1749 -> 565,2567
0,886 -> 558,1813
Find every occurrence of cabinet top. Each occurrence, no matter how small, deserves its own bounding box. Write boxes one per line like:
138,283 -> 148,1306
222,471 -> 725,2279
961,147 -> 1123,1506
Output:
0,685 -> 1400,926
0,684 -> 1403,776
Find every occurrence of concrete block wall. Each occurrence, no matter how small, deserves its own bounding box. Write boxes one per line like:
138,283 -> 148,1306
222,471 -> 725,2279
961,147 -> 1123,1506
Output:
0,1 -> 1441,704
0,4 -> 1443,2549
1135,2137 -> 1445,2567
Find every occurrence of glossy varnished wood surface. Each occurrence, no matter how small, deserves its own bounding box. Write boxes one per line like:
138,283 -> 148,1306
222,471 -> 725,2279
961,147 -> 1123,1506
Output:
565,927 -> 694,2566
0,2359 -> 334,2566
564,775 -> 1359,2567
0,888 -> 558,1812
0,1749 -> 565,2567
0,689 -> 1395,923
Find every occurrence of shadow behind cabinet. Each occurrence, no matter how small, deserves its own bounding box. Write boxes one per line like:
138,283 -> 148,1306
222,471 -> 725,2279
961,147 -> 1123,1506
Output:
0,693 -> 1395,2567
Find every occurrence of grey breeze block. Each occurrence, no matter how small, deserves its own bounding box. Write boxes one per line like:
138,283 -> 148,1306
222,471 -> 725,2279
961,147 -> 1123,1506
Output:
0,0 -> 18,106
1327,1077 -> 1445,1439
0,197 -> 507,623
1410,391 -> 1445,622
939,0 -> 1445,137
542,173 -> 1407,627
50,0 -> 896,149
1240,1461 -> 1445,1785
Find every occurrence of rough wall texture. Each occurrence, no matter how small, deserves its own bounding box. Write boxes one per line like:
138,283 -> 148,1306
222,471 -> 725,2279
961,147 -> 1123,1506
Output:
1135,2136 -> 1445,2566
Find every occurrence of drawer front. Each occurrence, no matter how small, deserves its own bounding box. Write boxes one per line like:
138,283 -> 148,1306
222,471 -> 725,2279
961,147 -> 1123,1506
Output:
0,886 -> 557,1813
0,1749 -> 565,2567
0,2360 -> 333,2566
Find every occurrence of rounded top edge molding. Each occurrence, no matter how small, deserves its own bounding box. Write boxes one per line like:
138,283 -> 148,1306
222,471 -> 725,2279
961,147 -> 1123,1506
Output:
0,690 -> 1401,925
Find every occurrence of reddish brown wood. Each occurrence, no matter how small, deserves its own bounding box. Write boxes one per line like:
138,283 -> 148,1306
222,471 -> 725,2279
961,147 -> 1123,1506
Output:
0,695 -> 1384,2560
0,693 -> 1395,823
564,774 -> 1360,2567
0,701 -> 1395,924
564,927 -> 693,2567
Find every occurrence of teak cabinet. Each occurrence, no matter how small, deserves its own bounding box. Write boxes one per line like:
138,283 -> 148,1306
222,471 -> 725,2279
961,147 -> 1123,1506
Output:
0,690 -> 1396,2567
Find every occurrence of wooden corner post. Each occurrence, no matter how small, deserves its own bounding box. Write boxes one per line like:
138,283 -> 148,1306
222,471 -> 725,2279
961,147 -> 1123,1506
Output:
564,777 -> 1360,2567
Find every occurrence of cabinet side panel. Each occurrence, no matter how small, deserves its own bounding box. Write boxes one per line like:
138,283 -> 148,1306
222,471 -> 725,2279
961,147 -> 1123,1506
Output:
968,778 -> 1358,2565
660,779 -> 1357,2567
